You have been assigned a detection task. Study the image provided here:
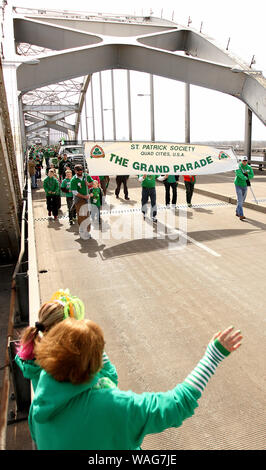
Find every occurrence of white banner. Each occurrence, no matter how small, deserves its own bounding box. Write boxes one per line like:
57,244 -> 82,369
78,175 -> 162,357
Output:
84,141 -> 238,176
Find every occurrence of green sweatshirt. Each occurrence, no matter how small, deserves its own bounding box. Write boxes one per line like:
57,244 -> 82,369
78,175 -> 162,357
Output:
43,176 -> 60,195
25,339 -> 229,450
139,175 -> 159,188
234,163 -> 254,187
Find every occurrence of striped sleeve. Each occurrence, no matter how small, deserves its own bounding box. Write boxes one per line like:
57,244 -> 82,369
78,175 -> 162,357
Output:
102,352 -> 109,364
184,339 -> 230,394
100,351 -> 118,386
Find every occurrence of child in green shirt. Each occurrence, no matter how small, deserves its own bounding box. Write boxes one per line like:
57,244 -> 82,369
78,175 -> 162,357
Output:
61,170 -> 76,225
89,180 -> 102,224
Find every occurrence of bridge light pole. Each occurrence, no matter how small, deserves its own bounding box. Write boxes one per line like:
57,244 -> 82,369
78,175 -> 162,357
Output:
127,70 -> 132,141
111,70 -> 116,141
185,83 -> 190,144
137,74 -> 155,142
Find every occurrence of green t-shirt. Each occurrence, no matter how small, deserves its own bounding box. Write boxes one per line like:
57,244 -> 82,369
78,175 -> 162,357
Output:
70,173 -> 94,196
90,187 -> 101,207
139,175 -> 159,188
61,178 -> 73,197
166,175 -> 177,183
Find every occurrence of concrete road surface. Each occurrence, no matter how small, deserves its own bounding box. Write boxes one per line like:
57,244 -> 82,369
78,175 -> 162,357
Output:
7,174 -> 266,450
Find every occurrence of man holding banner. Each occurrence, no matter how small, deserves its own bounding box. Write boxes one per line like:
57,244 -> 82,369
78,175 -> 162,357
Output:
138,174 -> 159,223
234,156 -> 254,220
184,175 -> 196,208
70,165 -> 94,238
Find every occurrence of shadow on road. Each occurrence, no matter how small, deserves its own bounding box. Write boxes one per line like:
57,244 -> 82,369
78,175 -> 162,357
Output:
98,227 -> 259,260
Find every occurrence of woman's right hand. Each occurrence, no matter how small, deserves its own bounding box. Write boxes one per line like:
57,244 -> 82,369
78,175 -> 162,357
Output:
211,326 -> 243,353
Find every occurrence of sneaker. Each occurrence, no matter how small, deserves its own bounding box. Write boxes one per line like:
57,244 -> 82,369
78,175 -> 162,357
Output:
239,216 -> 246,220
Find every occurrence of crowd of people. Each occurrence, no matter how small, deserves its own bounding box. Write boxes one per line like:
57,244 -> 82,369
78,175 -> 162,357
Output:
14,288 -> 242,450
27,145 -> 254,232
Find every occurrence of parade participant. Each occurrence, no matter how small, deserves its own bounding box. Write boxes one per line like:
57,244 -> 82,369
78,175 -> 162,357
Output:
43,147 -> 50,172
43,169 -> 60,220
91,175 -> 100,184
183,175 -> 196,207
59,153 -> 73,181
99,176 -> 110,203
27,321 -> 242,450
15,289 -> 117,393
138,174 -> 160,222
34,154 -> 42,181
49,163 -> 61,209
157,174 -> 179,207
70,164 -> 94,238
234,156 -> 254,220
49,163 -> 59,179
89,179 -> 102,224
61,169 -> 76,225
28,156 -> 37,189
115,175 -> 130,200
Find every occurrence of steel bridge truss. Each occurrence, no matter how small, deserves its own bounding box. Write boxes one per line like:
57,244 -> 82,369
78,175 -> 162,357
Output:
3,6 -> 266,146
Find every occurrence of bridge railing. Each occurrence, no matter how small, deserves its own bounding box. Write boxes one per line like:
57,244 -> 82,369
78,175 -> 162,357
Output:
0,170 -> 40,450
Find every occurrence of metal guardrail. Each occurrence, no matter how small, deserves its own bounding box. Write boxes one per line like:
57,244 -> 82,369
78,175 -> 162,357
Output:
0,171 -> 41,449
0,200 -> 26,450
248,159 -> 266,170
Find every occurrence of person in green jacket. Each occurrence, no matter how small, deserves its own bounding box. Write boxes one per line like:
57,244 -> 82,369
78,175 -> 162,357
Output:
27,319 -> 242,450
234,156 -> 254,220
138,174 -> 160,222
43,169 -> 60,220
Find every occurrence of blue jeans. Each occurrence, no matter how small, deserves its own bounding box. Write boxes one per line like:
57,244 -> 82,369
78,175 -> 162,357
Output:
141,187 -> 157,218
235,185 -> 247,216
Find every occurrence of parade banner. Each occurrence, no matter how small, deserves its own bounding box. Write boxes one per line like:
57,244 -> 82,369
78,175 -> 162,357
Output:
84,141 -> 238,176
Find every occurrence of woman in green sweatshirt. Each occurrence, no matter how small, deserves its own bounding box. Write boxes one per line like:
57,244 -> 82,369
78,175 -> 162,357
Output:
27,319 -> 242,450
43,169 -> 60,220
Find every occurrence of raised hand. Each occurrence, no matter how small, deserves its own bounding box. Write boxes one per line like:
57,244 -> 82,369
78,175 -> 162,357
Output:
211,326 -> 243,353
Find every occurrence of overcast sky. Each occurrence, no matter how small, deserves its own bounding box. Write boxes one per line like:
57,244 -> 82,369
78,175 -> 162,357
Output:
12,0 -> 266,142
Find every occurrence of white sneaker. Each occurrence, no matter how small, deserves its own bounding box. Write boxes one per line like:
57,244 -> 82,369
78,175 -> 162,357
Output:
79,229 -> 92,240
